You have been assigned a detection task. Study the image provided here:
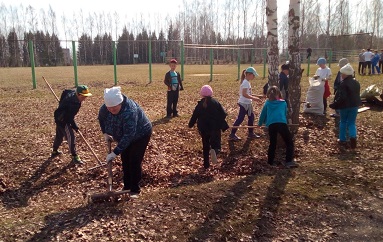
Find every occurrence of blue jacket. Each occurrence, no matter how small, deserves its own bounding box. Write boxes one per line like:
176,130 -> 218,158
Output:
258,99 -> 288,127
98,95 -> 152,155
372,54 -> 380,65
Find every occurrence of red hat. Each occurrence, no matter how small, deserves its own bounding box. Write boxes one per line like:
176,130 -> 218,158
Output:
170,59 -> 177,64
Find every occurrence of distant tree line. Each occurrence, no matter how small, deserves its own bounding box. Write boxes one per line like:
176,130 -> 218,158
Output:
1,0 -> 383,67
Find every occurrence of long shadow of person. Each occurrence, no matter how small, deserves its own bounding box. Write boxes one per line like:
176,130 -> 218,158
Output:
25,203 -> 124,242
151,117 -> 171,127
252,169 -> 292,240
1,158 -> 75,209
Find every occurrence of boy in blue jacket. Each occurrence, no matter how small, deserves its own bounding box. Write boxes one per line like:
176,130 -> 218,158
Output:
258,86 -> 298,168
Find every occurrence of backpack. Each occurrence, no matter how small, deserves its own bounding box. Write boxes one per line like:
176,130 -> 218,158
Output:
54,89 -> 75,123
59,89 -> 75,104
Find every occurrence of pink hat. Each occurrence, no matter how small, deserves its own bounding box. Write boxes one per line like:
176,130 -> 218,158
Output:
200,85 -> 213,97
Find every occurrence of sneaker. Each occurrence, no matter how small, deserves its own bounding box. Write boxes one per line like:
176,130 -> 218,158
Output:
50,150 -> 63,158
350,138 -> 357,149
228,134 -> 241,141
129,192 -> 140,199
284,161 -> 299,168
210,149 -> 218,163
330,113 -> 340,118
247,133 -> 260,139
72,155 -> 85,165
337,139 -> 347,146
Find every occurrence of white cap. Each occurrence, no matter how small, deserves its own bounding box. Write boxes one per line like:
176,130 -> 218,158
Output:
340,63 -> 354,76
104,86 -> 123,107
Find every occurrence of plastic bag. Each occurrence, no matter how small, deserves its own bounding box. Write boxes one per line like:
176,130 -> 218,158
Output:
303,77 -> 325,115
360,84 -> 380,98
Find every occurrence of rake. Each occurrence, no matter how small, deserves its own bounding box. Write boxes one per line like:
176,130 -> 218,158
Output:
87,141 -> 130,203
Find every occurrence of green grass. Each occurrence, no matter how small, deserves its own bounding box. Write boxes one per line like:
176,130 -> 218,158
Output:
0,63 -> 382,241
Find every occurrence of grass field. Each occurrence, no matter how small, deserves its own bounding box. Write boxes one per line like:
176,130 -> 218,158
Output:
0,63 -> 382,241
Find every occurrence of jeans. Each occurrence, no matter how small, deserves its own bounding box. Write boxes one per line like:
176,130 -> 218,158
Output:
166,90 -> 179,116
268,123 -> 294,164
339,107 -> 358,142
358,62 -> 365,74
365,61 -> 372,74
230,103 -> 255,135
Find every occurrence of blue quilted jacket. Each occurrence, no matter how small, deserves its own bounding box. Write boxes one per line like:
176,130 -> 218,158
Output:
98,95 -> 152,155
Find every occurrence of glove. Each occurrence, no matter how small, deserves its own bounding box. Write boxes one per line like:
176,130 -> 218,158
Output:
106,152 -> 117,163
103,133 -> 114,142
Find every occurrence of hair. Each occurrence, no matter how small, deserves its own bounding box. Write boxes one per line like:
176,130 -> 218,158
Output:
266,85 -> 282,101
202,97 -> 211,108
240,69 -> 246,84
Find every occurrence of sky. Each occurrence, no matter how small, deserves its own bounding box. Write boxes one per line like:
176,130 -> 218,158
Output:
3,0 -> 361,41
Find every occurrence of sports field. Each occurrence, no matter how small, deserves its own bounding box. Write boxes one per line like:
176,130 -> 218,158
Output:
0,63 -> 382,241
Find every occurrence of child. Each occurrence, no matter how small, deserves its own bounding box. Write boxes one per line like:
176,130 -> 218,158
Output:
315,58 -> 332,115
279,63 -> 289,107
258,86 -> 298,168
164,59 -> 184,118
331,58 -> 349,118
51,85 -> 92,164
229,66 -> 261,141
188,85 -> 229,169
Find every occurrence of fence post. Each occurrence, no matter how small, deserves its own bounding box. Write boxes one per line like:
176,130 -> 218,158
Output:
210,48 -> 213,82
307,56 -> 311,76
328,50 -> 332,67
237,49 -> 241,80
113,41 -> 117,85
181,40 -> 184,81
28,40 -> 36,89
251,48 -> 254,66
148,40 -> 152,84
72,41 -> 78,87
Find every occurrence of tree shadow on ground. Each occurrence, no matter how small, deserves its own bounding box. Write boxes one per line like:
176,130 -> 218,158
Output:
221,138 -> 252,170
1,158 -> 75,209
252,169 -> 292,240
187,175 -> 258,241
25,203 -> 124,242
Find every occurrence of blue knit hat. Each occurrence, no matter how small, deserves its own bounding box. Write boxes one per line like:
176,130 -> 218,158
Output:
317,58 -> 326,65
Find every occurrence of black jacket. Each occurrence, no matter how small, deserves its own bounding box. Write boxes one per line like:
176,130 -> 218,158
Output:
188,97 -> 229,133
164,71 -> 183,90
330,75 -> 361,110
54,90 -> 81,129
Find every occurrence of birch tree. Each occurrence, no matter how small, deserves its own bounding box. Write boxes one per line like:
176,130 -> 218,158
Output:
266,0 -> 279,86
288,0 -> 302,128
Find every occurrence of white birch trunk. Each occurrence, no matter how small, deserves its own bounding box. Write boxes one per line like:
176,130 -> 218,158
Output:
266,0 -> 279,86
288,0 -> 301,130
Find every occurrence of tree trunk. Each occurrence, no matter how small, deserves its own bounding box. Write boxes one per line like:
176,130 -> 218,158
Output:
288,0 -> 302,133
266,0 -> 279,86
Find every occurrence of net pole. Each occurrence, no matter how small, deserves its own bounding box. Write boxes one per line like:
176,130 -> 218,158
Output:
72,41 -> 78,87
28,40 -> 37,89
148,40 -> 152,83
237,49 -> 241,80
113,41 -> 117,85
307,56 -> 311,76
210,48 -> 213,82
180,40 -> 184,80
